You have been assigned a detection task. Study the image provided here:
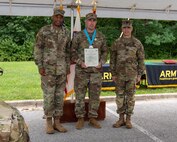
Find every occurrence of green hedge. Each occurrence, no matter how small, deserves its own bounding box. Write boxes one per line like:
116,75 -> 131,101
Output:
0,38 -> 34,61
0,16 -> 177,61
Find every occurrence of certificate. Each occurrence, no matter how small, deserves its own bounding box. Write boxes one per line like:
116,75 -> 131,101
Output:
84,48 -> 99,67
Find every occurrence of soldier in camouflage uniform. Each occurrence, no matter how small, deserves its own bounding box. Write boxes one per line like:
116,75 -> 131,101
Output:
110,20 -> 145,129
71,13 -> 108,130
34,8 -> 70,134
0,101 -> 30,142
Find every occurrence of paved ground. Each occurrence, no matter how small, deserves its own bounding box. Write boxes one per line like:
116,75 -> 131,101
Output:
18,98 -> 177,142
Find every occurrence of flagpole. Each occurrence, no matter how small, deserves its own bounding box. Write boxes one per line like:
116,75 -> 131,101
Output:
66,3 -> 79,102
71,8 -> 74,39
67,2 -> 76,39
67,4 -> 76,102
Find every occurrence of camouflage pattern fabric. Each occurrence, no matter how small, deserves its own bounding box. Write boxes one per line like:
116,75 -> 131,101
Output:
115,79 -> 136,115
110,36 -> 145,115
34,24 -> 70,118
74,70 -> 102,118
0,101 -> 30,142
41,74 -> 66,117
71,30 -> 108,118
34,24 -> 70,75
71,31 -> 107,73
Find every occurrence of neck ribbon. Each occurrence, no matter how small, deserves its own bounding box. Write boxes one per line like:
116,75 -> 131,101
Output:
84,28 -> 96,46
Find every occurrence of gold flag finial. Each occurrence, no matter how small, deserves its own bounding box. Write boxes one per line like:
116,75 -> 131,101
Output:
75,0 -> 82,5
53,0 -> 64,10
59,0 -> 64,10
75,0 -> 82,16
91,0 -> 97,14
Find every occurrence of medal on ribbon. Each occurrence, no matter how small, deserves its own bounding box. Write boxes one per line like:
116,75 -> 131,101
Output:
84,28 -> 96,48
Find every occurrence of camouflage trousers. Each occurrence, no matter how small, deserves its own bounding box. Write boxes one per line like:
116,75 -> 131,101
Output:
115,79 -> 136,115
74,69 -> 102,118
41,74 -> 66,118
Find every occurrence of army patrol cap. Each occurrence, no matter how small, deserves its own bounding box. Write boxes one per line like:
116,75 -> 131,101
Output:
86,13 -> 97,20
53,7 -> 65,16
122,20 -> 133,28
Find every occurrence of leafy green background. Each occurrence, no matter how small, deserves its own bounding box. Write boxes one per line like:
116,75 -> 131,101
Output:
0,16 -> 177,61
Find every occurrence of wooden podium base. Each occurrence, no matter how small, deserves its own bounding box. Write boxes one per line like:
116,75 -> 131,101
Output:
60,99 -> 106,123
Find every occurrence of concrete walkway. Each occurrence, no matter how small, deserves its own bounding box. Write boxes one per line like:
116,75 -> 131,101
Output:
3,93 -> 177,142
20,99 -> 177,142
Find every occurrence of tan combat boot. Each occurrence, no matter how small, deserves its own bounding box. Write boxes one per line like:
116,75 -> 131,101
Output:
53,116 -> 67,133
126,115 -> 132,129
89,118 -> 101,129
46,117 -> 55,134
112,113 -> 125,128
75,118 -> 84,130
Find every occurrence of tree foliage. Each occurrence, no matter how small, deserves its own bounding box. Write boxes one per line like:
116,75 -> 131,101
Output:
0,16 -> 177,61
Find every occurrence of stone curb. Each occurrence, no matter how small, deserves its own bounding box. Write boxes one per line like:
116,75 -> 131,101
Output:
5,93 -> 177,108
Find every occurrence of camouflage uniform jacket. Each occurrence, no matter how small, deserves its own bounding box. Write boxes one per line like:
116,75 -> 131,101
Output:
0,101 -> 30,142
34,24 -> 71,75
71,30 -> 108,72
110,36 -> 145,80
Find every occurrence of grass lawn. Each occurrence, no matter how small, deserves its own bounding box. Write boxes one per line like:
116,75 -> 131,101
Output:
0,61 -> 42,101
0,61 -> 177,101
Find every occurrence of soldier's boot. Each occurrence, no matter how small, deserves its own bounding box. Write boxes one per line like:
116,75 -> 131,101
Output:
126,115 -> 133,129
112,113 -> 125,128
75,118 -> 84,130
53,116 -> 67,133
46,117 -> 55,134
89,118 -> 102,129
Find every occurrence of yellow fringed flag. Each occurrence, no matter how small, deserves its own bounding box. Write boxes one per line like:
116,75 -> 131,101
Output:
64,1 -> 82,100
